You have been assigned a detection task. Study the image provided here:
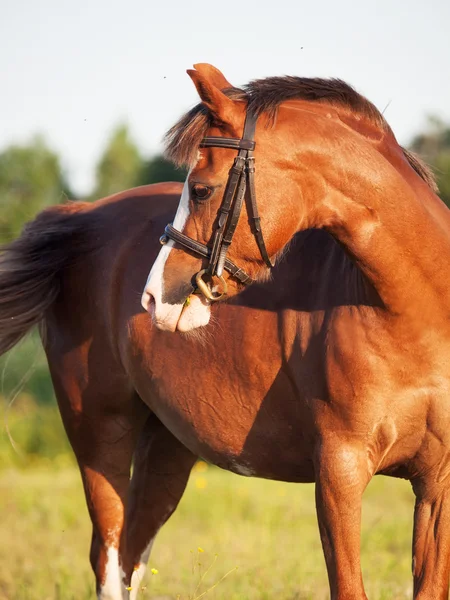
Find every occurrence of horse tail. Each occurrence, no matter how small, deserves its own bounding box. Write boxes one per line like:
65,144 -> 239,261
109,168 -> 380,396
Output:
0,202 -> 92,356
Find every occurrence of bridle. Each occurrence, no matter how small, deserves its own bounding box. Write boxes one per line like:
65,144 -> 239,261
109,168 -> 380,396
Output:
159,109 -> 273,301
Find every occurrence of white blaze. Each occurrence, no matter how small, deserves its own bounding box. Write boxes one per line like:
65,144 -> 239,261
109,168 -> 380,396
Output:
141,178 -> 190,314
141,177 -> 211,332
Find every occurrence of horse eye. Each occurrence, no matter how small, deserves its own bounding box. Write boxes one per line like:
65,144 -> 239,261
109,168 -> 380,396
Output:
192,184 -> 213,201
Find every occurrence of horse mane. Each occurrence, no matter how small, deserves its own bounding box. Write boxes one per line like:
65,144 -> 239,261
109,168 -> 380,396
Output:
401,147 -> 438,192
165,76 -> 438,192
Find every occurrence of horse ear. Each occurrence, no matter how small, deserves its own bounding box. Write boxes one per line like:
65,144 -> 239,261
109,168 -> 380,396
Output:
192,63 -> 232,90
187,68 -> 237,124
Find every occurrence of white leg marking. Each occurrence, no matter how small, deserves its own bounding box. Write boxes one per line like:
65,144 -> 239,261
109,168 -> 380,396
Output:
231,460 -> 257,477
98,546 -> 127,600
128,540 -> 154,600
128,502 -> 176,599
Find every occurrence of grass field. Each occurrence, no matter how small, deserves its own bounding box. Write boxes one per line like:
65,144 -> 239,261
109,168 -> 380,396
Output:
1,460 -> 417,600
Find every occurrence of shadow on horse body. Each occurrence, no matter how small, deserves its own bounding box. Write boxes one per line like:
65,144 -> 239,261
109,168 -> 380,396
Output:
2,66 -> 450,600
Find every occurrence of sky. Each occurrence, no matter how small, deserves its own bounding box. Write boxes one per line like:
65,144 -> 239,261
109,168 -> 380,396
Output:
1,0 -> 450,196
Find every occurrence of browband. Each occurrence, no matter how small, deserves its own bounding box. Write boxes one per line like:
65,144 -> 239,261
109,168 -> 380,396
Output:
200,137 -> 256,151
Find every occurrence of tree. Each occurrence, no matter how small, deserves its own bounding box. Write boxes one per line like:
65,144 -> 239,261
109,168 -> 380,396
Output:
92,124 -> 142,199
0,136 -> 71,244
410,117 -> 450,207
138,154 -> 187,186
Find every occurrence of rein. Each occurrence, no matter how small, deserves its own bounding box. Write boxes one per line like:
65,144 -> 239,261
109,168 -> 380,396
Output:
160,109 -> 273,301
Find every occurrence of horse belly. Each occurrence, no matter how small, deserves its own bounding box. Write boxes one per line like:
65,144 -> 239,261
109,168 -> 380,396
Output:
137,369 -> 316,483
126,309 -> 316,482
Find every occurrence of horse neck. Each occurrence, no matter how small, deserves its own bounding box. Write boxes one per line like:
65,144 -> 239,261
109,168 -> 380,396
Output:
302,126 -> 450,320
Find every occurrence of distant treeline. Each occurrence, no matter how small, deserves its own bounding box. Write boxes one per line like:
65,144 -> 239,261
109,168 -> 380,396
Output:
0,124 -> 187,244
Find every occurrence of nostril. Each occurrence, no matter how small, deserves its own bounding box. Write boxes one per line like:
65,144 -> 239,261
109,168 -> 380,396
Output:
147,295 -> 156,319
141,289 -> 155,314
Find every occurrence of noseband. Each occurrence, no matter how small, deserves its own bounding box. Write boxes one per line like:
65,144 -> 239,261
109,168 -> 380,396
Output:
160,109 -> 273,301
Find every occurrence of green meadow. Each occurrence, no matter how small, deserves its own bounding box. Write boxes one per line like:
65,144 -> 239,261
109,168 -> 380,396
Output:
1,418 -> 416,600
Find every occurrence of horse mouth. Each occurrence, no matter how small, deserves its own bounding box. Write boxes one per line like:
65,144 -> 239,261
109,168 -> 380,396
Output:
144,293 -> 211,333
175,295 -> 211,332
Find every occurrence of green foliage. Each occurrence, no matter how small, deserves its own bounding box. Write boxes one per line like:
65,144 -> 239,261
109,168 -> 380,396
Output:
91,124 -> 187,200
138,154 -> 187,185
92,124 -> 142,199
410,116 -> 450,206
0,136 -> 71,243
0,332 -> 54,406
0,397 -> 73,470
434,152 -> 450,204
0,334 -> 69,467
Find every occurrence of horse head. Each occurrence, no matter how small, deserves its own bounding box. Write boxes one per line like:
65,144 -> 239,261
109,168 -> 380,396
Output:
142,64 -> 312,331
142,63 -> 437,332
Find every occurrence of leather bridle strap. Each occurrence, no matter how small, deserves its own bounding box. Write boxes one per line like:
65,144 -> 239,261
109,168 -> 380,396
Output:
163,223 -> 254,285
246,149 -> 273,268
198,137 -> 255,151
199,112 -> 257,278
161,108 -> 273,299
199,110 -> 273,277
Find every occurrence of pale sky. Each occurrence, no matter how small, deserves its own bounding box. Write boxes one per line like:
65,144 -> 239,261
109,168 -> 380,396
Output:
1,0 -> 449,196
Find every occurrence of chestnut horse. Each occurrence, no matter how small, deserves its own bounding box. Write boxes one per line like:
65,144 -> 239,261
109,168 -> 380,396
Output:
0,63 -> 448,600
142,64 -> 450,599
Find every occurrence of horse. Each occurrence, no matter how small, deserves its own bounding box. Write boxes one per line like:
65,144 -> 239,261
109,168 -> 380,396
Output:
0,62 -> 447,600
142,64 -> 450,600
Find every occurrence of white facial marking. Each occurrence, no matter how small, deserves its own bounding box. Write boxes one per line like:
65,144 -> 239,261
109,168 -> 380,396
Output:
141,175 -> 212,332
99,546 -> 127,600
176,294 -> 211,332
141,177 -> 191,316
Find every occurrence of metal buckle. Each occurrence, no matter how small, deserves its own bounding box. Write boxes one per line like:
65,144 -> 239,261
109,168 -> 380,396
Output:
195,269 -> 228,302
